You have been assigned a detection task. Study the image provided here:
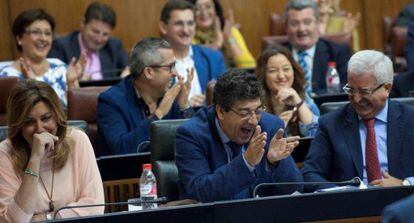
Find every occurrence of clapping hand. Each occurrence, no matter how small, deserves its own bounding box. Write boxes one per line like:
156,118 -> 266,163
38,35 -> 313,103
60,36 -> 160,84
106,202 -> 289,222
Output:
19,57 -> 36,79
266,129 -> 299,164
66,54 -> 86,88
177,68 -> 194,109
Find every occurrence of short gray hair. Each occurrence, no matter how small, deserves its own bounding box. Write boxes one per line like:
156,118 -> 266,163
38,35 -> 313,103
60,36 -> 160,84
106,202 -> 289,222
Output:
347,50 -> 394,84
129,37 -> 172,79
284,0 -> 319,21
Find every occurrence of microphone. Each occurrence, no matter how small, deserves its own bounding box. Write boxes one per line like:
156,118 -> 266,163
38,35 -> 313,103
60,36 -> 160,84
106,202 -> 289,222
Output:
252,177 -> 362,198
53,196 -> 167,219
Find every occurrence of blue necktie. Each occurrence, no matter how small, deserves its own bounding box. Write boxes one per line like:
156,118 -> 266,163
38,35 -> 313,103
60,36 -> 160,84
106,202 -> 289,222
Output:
298,51 -> 312,96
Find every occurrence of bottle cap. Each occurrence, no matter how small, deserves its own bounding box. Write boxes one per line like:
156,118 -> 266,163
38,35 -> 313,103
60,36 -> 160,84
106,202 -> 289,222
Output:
328,61 -> 336,67
143,163 -> 152,170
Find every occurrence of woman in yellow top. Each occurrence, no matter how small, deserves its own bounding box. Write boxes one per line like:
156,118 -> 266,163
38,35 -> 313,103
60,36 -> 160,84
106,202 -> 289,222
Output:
189,0 -> 256,68
315,0 -> 361,51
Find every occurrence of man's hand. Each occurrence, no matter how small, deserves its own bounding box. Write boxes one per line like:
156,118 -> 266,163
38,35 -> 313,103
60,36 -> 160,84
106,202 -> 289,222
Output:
267,129 -> 299,164
243,126 -> 267,167
177,68 -> 193,109
154,83 -> 182,119
369,172 -> 404,187
189,94 -> 206,107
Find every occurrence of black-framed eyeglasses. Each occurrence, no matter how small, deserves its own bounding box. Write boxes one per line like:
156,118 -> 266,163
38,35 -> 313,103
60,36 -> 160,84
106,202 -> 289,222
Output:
149,61 -> 176,73
229,106 -> 264,120
342,83 -> 385,97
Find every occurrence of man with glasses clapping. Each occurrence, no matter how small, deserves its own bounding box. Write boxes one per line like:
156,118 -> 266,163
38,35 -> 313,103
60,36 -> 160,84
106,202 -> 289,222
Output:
175,69 -> 303,202
97,38 -> 194,154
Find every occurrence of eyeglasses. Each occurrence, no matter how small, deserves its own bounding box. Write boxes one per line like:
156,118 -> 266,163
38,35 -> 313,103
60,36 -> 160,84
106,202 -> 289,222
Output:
342,83 -> 385,97
149,62 -> 176,73
229,106 -> 264,120
25,29 -> 53,38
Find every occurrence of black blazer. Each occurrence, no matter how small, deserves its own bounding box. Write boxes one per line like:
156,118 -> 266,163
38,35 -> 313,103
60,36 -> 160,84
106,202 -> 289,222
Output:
48,31 -> 128,79
285,38 -> 352,94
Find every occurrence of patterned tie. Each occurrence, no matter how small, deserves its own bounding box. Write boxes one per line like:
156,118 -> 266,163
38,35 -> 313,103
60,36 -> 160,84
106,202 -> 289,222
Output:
227,141 -> 242,160
298,51 -> 312,96
364,119 -> 381,183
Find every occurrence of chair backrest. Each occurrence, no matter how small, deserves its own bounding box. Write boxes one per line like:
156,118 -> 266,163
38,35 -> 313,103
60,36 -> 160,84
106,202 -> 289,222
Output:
320,97 -> 414,115
382,16 -> 396,55
262,32 -> 353,50
150,119 -> 188,202
391,26 -> 408,72
67,86 -> 109,156
0,77 -> 19,125
205,80 -> 216,106
269,13 -> 285,36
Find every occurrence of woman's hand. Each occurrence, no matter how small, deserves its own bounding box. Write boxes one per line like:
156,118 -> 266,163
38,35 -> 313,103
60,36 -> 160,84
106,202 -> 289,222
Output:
223,9 -> 235,41
30,132 -> 59,161
19,57 -> 36,79
66,55 -> 86,88
275,88 -> 302,106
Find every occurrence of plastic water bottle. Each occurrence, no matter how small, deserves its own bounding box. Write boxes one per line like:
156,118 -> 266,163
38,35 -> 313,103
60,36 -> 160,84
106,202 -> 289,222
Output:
325,62 -> 340,93
140,164 -> 158,210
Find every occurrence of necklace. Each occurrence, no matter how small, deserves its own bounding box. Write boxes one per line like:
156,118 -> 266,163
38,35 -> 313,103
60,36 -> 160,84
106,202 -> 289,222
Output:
39,158 -> 55,212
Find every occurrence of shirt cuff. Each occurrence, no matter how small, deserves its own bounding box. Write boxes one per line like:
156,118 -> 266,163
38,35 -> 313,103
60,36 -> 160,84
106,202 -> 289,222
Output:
242,152 -> 255,172
405,176 -> 414,185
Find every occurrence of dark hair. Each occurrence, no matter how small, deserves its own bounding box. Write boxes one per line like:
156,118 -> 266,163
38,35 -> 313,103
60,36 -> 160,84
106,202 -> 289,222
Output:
187,0 -> 224,30
255,45 -> 306,114
161,0 -> 195,24
12,9 -> 55,52
213,69 -> 263,111
84,1 -> 116,28
129,37 -> 172,79
7,80 -> 69,173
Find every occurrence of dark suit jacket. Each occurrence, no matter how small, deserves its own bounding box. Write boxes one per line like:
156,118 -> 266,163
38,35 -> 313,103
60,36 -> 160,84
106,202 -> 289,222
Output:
285,38 -> 352,94
396,4 -> 414,27
97,76 -> 187,155
382,193 -> 414,223
175,106 -> 303,202
48,31 -> 128,79
405,22 -> 414,73
192,44 -> 226,92
301,100 -> 414,191
391,72 -> 414,97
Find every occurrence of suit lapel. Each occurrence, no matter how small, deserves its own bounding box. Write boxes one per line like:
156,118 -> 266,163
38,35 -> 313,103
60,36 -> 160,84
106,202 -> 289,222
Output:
207,107 -> 228,165
386,100 -> 403,174
343,105 -> 364,178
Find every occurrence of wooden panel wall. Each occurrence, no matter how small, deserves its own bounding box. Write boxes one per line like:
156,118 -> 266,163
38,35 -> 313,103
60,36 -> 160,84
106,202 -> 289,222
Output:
0,0 -> 412,62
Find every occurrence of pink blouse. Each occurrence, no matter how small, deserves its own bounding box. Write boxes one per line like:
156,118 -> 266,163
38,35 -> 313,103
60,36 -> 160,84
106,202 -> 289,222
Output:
0,128 -> 104,222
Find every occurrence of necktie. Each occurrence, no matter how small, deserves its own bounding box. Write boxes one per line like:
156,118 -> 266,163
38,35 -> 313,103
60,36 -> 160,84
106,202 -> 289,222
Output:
298,51 -> 312,96
227,141 -> 242,160
364,119 -> 381,183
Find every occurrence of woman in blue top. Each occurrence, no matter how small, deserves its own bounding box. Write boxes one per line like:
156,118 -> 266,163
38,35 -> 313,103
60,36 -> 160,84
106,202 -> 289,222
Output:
0,9 -> 84,107
256,45 -> 319,137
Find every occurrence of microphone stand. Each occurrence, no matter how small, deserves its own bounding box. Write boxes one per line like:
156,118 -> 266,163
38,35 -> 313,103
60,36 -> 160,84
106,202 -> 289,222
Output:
252,177 -> 362,198
53,196 -> 167,219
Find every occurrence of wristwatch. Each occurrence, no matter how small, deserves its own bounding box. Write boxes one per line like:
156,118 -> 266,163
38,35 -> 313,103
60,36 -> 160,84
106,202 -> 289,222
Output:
402,179 -> 411,186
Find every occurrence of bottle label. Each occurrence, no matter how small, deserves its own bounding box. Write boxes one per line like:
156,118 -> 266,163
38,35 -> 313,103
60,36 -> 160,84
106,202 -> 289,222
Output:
140,183 -> 157,196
